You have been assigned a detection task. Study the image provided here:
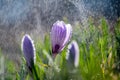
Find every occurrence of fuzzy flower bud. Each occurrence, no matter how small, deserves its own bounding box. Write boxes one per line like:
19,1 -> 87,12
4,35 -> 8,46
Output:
21,34 -> 35,68
66,40 -> 79,67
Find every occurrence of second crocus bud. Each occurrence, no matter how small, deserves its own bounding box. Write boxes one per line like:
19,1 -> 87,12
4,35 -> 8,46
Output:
51,21 -> 72,57
66,40 -> 79,68
21,34 -> 36,68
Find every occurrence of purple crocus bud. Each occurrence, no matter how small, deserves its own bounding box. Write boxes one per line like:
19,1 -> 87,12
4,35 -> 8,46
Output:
21,34 -> 35,68
66,40 -> 79,67
51,21 -> 72,56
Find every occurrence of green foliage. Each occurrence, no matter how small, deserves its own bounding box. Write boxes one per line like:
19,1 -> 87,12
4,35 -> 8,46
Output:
1,18 -> 120,80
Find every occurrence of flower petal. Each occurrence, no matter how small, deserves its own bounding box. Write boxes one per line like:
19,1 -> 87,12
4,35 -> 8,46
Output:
60,24 -> 72,50
21,34 -> 35,67
51,21 -> 72,54
67,40 -> 79,67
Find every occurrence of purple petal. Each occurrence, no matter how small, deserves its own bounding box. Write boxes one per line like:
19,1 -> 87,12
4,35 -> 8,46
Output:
60,24 -> 72,50
51,21 -> 67,53
67,40 -> 79,67
21,34 -> 35,67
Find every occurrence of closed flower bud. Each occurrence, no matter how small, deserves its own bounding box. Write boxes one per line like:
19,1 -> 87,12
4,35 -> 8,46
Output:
21,34 -> 35,68
66,40 -> 79,67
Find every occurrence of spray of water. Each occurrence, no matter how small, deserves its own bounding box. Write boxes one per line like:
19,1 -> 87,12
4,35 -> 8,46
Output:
0,0 -> 119,54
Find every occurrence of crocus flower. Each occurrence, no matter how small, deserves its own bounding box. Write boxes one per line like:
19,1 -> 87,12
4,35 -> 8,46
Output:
51,21 -> 72,56
21,34 -> 35,68
66,40 -> 79,67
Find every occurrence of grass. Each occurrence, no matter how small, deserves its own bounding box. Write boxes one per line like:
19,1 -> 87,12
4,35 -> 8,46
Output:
0,18 -> 120,80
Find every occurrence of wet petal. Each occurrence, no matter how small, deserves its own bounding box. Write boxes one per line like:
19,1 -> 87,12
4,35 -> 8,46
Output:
21,34 -> 35,67
51,21 -> 70,54
67,40 -> 79,67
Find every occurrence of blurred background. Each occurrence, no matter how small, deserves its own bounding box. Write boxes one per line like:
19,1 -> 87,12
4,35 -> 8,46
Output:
0,0 -> 120,63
